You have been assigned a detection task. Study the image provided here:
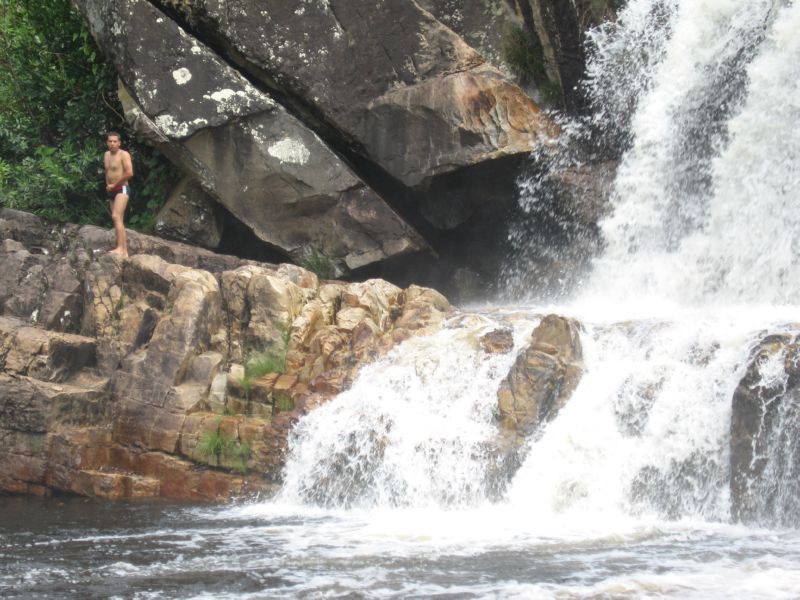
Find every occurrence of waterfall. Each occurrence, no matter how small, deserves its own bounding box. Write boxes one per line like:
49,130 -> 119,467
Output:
586,0 -> 800,307
278,0 -> 800,529
279,316 -> 535,508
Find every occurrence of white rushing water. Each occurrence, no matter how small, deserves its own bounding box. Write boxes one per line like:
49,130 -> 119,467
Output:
231,0 -> 800,596
586,0 -> 800,308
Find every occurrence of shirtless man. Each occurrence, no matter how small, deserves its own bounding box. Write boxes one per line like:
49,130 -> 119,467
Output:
103,132 -> 134,257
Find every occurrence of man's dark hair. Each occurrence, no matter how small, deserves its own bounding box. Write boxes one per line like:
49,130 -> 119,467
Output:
106,131 -> 122,141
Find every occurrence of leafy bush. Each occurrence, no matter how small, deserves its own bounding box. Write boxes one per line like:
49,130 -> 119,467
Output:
0,0 -> 173,226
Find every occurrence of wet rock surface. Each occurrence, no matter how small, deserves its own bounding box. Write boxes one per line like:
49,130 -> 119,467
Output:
486,314 -> 584,486
497,314 -> 584,441
730,332 -> 800,527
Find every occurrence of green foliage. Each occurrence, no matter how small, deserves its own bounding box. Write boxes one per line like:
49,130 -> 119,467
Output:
239,345 -> 289,398
0,0 -> 173,227
197,422 -> 252,475
274,396 -> 295,413
501,23 -> 547,84
228,441 -> 251,475
501,23 -> 564,108
238,323 -> 291,406
246,351 -> 286,380
197,428 -> 227,462
300,249 -> 334,279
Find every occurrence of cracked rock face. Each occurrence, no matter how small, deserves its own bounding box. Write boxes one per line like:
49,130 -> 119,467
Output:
160,0 -> 554,186
73,0 -> 560,279
0,209 -> 454,500
73,0 -> 426,274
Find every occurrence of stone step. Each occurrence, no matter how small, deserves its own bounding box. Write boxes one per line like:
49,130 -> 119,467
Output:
0,315 -> 98,383
0,373 -> 110,433
71,469 -> 160,499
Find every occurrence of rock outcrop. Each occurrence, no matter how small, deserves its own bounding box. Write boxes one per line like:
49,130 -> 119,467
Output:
485,313 -> 583,486
730,332 -> 800,527
0,209 -> 452,500
74,0 -> 427,276
496,314 -> 583,444
71,0 -> 565,289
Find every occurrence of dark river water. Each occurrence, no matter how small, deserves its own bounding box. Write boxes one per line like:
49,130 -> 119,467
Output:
2,495 -> 800,599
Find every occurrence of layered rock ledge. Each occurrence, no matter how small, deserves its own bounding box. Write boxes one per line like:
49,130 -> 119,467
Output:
0,209 -> 452,500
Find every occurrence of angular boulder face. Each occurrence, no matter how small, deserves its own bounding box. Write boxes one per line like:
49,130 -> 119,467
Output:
497,314 -> 583,443
730,333 -> 800,528
159,0 -> 554,187
72,0 -> 426,275
155,176 -> 225,250
418,0 -> 514,71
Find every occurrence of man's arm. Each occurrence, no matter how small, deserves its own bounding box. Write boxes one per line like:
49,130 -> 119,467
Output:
118,151 -> 134,186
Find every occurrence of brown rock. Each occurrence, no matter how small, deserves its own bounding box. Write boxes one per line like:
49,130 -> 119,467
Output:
480,328 -> 515,354
497,314 -> 583,443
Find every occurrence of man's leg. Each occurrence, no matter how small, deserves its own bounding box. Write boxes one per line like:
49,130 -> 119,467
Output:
109,192 -> 129,257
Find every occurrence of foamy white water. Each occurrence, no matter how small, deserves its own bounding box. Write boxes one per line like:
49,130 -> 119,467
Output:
586,0 -> 800,306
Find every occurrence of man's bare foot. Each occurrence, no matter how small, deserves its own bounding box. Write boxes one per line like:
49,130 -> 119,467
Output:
108,248 -> 129,258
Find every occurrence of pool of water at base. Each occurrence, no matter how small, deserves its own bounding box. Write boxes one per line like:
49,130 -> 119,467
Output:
1,496 -> 800,599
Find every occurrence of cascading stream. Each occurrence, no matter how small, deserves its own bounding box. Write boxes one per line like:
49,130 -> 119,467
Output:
585,0 -> 800,307
278,0 -> 800,532
4,3 -> 800,598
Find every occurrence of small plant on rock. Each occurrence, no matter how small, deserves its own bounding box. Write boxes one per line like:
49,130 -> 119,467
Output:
197,427 -> 227,464
197,419 -> 252,475
300,249 -> 334,279
239,323 -> 292,396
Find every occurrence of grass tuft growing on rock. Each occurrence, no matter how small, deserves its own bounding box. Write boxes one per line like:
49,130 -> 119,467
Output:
197,421 -> 252,475
300,249 -> 334,279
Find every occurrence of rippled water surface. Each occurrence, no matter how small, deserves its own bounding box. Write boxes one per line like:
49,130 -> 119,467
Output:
2,496 -> 800,599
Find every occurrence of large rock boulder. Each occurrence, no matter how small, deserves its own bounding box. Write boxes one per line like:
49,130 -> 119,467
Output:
496,314 -> 583,444
730,332 -> 800,527
160,0 -> 554,187
72,0 -> 426,275
72,0 -> 561,290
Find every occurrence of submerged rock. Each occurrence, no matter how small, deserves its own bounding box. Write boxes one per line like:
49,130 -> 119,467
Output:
730,332 -> 800,527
